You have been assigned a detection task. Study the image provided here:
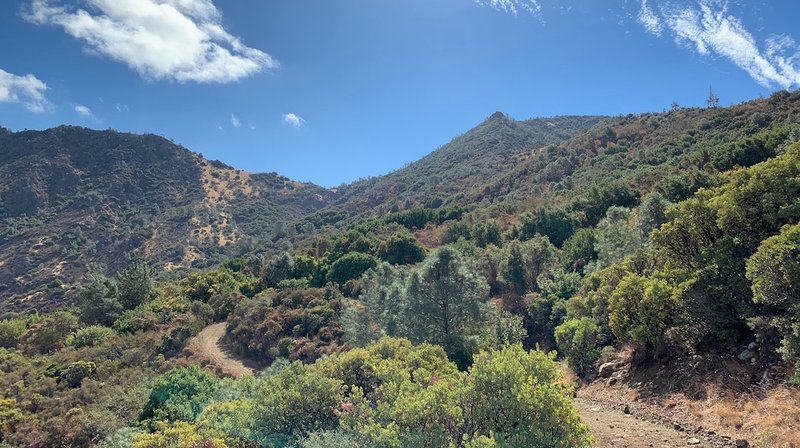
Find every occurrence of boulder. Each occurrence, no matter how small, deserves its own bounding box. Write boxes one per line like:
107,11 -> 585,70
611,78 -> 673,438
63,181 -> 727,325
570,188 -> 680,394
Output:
738,349 -> 754,362
598,362 -> 617,378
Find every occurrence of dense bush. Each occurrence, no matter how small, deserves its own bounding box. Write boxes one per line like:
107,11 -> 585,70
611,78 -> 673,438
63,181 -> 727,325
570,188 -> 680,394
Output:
325,252 -> 379,285
746,223 -> 800,369
608,274 -> 679,356
226,288 -> 344,364
555,317 -> 600,375
67,325 -> 115,348
139,365 -> 220,425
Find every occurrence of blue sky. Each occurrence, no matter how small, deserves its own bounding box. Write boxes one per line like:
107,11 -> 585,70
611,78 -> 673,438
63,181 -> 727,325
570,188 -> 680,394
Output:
1,0 -> 799,187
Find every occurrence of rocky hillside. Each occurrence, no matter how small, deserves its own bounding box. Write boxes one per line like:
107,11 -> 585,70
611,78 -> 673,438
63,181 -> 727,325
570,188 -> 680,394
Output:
0,126 -> 333,312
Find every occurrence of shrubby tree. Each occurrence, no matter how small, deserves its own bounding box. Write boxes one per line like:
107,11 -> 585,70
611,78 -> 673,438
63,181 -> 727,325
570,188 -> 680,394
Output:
561,228 -> 597,272
608,274 -> 678,356
636,192 -> 671,241
0,313 -> 42,349
463,345 -> 591,447
19,311 -> 79,354
499,236 -> 557,295
139,365 -> 220,425
78,272 -> 122,326
514,207 -> 577,247
472,220 -> 501,248
342,263 -> 405,345
326,252 -> 379,285
378,232 -> 426,265
555,318 -> 600,376
403,246 -> 489,363
746,223 -> 800,368
569,181 -> 639,226
132,422 -> 226,448
116,261 -> 157,310
595,207 -> 641,268
248,362 -> 344,446
475,304 -> 527,351
67,325 -> 115,348
265,252 -> 295,287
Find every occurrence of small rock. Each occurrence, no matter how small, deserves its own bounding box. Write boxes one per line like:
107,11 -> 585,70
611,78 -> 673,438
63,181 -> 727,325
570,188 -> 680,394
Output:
738,349 -> 755,362
673,422 -> 683,431
599,362 -> 617,378
608,376 -> 618,386
748,342 -> 757,350
623,404 -> 631,414
735,440 -> 750,448
687,438 -> 701,445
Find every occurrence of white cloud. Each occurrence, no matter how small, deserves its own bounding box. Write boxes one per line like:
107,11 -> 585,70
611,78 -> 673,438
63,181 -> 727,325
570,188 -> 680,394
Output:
23,0 -> 278,83
115,103 -> 129,112
0,68 -> 52,113
638,0 -> 800,89
638,0 -> 663,36
74,104 -> 99,121
230,113 -> 241,128
282,113 -> 305,128
475,0 -> 541,17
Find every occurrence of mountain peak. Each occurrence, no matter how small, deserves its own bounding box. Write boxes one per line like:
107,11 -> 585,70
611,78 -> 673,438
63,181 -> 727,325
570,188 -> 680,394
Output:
488,111 -> 509,121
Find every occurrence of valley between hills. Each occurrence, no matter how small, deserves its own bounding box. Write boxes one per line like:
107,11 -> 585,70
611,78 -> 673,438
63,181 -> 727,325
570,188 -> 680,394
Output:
2,91 -> 800,447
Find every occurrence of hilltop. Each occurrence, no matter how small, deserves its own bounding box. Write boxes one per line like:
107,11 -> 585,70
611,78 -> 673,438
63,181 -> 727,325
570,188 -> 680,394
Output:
0,126 -> 333,312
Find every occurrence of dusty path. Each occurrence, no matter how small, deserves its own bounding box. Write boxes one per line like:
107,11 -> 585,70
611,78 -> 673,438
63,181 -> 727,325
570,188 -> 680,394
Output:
189,326 -> 727,446
187,322 -> 257,378
575,394 -> 727,448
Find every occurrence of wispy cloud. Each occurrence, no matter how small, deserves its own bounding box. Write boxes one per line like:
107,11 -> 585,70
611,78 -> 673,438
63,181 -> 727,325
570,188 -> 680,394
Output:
0,68 -> 52,113
230,113 -> 241,128
23,0 -> 278,83
638,0 -> 800,89
638,0 -> 663,36
115,103 -> 129,113
74,104 -> 100,122
475,0 -> 541,17
282,113 -> 305,128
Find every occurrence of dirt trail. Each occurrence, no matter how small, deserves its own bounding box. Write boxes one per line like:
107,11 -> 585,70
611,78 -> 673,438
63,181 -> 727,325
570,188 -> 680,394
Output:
187,322 -> 257,378
575,394 -> 727,448
189,325 -> 724,446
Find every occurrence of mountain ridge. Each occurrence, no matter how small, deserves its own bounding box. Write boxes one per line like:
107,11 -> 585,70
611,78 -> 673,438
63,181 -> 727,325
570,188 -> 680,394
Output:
3,92 -> 800,312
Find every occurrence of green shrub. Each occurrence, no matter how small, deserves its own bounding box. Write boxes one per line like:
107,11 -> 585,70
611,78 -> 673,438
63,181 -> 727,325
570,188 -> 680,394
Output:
67,325 -> 115,348
139,365 -> 220,424
608,274 -> 678,355
326,252 -> 379,285
112,307 -> 160,334
0,314 -> 41,349
18,311 -> 79,354
61,361 -> 97,388
555,318 -> 600,376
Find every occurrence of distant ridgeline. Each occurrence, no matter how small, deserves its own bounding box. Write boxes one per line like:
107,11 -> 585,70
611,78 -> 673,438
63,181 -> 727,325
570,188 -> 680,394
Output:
1,91 -> 799,317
